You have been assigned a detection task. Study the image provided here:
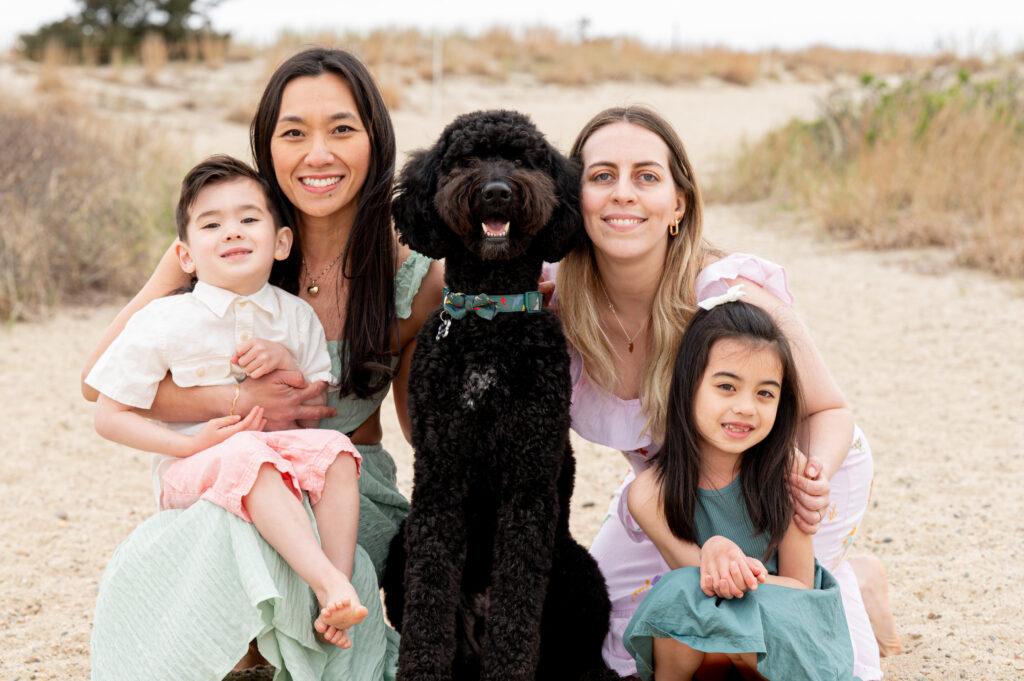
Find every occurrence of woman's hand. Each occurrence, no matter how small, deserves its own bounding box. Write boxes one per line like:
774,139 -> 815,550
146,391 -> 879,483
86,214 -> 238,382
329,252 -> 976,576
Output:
237,370 -> 336,431
790,455 -> 831,534
699,535 -> 766,599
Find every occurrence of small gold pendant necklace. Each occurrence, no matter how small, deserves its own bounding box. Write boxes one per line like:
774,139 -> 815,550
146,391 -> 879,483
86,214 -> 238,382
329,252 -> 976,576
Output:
599,279 -> 648,353
302,251 -> 343,296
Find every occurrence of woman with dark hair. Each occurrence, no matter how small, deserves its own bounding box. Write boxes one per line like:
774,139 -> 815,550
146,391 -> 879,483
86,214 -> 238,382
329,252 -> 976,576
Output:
551,106 -> 898,680
82,48 -> 443,680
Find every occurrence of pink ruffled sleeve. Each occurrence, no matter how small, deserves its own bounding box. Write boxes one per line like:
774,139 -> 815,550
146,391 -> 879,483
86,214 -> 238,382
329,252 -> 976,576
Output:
695,252 -> 794,305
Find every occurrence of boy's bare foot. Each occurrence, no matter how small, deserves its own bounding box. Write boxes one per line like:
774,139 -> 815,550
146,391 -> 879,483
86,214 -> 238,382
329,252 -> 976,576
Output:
318,597 -> 368,631
314,622 -> 352,649
850,554 -> 903,656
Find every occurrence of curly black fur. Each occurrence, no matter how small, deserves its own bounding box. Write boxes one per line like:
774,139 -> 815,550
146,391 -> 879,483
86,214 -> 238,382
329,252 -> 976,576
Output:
383,110 -> 619,681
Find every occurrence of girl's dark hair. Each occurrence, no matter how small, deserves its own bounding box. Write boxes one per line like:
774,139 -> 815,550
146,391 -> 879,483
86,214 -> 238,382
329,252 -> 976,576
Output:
654,300 -> 802,560
251,47 -> 397,398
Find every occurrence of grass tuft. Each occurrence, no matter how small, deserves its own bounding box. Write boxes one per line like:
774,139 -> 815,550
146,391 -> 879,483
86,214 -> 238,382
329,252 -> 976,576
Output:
714,69 -> 1024,278
0,100 -> 183,320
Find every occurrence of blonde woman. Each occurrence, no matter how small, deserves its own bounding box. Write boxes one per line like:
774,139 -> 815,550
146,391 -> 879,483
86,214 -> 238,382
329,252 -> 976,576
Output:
553,106 -> 898,681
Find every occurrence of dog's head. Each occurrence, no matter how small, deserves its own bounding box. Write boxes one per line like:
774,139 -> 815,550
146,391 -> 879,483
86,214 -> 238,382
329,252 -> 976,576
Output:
393,110 -> 581,263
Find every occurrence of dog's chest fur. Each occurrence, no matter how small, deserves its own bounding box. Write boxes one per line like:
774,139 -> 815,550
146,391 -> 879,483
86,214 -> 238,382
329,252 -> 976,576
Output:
408,309 -> 572,472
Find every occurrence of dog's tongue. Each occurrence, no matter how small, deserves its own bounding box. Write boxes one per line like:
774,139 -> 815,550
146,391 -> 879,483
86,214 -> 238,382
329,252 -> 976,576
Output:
482,218 -> 508,236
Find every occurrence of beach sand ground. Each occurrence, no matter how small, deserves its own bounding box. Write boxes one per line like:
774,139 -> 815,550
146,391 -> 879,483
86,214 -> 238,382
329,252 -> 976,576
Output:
1,58 -> 1021,679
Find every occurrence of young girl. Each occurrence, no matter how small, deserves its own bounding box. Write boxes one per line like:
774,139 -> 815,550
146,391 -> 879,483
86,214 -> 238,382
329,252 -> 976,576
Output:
623,288 -> 855,681
86,155 -> 367,650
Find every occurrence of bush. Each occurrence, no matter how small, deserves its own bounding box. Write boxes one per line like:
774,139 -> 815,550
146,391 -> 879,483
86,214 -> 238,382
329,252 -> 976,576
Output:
0,100 -> 182,320
715,71 -> 1024,278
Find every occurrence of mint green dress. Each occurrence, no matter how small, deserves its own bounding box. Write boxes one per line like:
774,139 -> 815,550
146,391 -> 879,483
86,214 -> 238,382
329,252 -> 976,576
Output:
90,252 -> 432,681
623,477 -> 857,681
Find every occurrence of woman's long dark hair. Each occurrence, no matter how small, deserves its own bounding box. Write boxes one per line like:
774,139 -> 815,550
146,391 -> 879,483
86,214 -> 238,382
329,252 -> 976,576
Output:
654,300 -> 802,560
251,47 -> 397,398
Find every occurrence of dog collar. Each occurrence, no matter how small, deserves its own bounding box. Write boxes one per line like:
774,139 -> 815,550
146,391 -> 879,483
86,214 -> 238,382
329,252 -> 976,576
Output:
442,287 -> 543,321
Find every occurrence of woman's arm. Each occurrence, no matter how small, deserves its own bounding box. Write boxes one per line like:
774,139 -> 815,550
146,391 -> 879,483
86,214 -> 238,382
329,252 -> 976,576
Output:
733,277 -> 854,532
82,243 -> 190,401
766,519 -> 815,590
392,256 -> 444,443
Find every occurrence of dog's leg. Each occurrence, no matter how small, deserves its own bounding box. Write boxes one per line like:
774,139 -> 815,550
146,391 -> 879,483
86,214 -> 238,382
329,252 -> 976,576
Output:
479,457 -> 561,681
397,464 -> 469,681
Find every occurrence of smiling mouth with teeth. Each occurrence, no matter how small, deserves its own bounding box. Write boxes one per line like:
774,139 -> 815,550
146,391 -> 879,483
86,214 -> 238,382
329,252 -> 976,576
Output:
481,218 -> 510,238
301,176 -> 341,188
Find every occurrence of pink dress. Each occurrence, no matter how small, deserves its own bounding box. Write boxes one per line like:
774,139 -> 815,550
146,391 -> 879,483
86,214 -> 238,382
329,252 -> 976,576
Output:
574,253 -> 882,680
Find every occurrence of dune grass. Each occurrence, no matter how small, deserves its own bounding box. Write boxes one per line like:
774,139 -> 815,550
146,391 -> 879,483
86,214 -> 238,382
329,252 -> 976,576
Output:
713,69 -> 1024,278
0,99 -> 182,320
268,27 -> 971,89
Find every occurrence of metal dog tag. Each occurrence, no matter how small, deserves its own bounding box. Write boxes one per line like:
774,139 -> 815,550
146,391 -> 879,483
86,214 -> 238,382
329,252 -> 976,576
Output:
436,312 -> 452,341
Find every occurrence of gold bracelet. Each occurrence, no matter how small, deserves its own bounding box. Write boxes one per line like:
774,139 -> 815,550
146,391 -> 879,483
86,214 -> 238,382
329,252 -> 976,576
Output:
229,384 -> 241,416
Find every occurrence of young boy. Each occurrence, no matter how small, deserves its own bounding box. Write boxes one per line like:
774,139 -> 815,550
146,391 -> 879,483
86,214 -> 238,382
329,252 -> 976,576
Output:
86,155 -> 365,648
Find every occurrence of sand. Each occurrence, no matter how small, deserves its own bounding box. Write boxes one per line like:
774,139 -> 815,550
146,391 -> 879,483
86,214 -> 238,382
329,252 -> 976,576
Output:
1,57 -> 1022,680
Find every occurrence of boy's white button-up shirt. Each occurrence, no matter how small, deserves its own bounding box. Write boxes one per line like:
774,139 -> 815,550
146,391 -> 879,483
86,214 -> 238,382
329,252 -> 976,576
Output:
86,280 -> 336,436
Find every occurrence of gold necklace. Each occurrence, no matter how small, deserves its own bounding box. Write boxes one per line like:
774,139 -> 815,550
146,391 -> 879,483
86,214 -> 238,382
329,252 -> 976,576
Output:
302,251 -> 343,296
598,278 -> 648,353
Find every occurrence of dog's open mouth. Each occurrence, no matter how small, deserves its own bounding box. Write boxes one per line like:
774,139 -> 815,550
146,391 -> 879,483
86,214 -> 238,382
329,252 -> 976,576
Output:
481,218 -> 510,239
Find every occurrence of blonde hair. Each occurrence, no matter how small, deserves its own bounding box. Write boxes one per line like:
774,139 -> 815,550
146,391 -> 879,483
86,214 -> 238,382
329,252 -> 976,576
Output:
558,106 -> 717,442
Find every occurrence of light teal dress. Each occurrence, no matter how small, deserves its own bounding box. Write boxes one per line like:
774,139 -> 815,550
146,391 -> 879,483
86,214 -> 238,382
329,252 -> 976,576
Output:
90,252 -> 432,681
623,477 -> 857,681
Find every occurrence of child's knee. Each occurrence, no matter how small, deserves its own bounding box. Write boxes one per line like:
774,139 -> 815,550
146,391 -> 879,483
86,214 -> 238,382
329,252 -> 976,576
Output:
326,451 -> 359,482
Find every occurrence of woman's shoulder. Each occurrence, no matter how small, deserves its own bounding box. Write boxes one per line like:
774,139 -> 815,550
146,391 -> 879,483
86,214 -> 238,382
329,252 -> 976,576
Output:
394,243 -> 442,319
697,252 -> 793,305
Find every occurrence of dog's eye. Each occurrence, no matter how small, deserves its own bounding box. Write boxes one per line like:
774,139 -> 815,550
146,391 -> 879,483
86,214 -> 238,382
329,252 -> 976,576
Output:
460,158 -> 478,168
513,159 -> 523,168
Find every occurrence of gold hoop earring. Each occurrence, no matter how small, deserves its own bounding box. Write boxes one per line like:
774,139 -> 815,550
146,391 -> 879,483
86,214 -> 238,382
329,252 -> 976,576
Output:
669,217 -> 680,237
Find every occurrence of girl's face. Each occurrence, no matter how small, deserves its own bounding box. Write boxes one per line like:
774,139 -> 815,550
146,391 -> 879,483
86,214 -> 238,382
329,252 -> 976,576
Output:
579,121 -> 684,266
693,338 -> 783,460
270,72 -> 371,228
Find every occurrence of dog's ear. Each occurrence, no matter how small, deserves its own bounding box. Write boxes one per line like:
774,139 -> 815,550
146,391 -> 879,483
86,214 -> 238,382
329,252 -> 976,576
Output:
530,151 -> 583,263
392,147 -> 459,259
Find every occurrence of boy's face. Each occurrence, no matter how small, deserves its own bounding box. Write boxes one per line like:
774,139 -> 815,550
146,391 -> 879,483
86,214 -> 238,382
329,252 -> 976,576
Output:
176,178 -> 292,296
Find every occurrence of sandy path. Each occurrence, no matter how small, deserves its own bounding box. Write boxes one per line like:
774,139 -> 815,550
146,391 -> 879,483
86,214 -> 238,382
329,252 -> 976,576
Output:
1,63 -> 1021,680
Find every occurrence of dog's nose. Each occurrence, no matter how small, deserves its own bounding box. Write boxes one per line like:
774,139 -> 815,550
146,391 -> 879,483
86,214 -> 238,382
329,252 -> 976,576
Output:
482,181 -> 512,207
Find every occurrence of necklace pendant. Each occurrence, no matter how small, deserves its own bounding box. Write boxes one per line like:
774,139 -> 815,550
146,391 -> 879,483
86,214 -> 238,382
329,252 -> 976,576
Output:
307,285 -> 319,296
628,341 -> 634,353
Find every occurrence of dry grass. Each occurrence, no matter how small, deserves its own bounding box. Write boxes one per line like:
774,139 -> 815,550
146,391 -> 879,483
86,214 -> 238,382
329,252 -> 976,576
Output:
263,27 -> 990,88
713,69 -> 1024,278
0,99 -> 183,320
140,32 -> 168,85
36,39 -> 67,93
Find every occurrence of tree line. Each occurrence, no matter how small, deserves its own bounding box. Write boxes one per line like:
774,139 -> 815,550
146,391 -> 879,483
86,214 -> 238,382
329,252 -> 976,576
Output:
20,0 -> 228,62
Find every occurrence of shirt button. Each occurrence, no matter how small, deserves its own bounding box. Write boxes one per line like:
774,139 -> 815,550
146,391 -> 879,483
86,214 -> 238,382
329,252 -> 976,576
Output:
240,333 -> 249,341
197,368 -> 206,377
238,301 -> 247,307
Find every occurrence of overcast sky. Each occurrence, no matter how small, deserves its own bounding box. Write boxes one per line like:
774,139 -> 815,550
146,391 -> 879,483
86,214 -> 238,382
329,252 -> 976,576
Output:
4,0 -> 1022,56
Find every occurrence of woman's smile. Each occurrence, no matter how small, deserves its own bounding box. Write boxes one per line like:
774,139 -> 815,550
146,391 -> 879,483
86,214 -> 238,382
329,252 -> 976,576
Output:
271,72 -> 370,227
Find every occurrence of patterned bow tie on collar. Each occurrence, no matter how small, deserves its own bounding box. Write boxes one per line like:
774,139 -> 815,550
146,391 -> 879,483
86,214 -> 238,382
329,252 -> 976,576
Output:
442,287 -> 543,321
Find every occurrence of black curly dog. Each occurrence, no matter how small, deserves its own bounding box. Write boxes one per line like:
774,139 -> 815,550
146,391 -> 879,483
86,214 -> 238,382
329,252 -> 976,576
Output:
382,110 -> 618,681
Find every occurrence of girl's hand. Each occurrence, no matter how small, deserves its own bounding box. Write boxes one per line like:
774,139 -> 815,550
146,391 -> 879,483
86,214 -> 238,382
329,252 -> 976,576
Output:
234,339 -> 298,379
187,406 -> 266,455
699,536 -> 766,599
237,370 -> 336,431
790,455 -> 831,534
